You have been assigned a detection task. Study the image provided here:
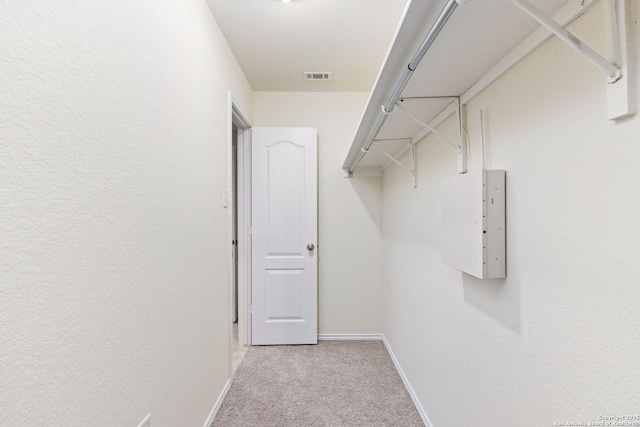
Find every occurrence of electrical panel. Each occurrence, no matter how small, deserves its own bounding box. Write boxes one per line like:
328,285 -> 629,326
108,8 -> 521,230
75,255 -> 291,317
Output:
442,169 -> 506,279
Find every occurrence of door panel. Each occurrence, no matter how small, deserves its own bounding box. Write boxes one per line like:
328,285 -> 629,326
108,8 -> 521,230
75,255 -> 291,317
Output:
251,127 -> 317,345
266,142 -> 304,255
264,269 -> 304,321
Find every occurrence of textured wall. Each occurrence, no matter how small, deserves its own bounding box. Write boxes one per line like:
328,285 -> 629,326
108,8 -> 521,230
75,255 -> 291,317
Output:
253,92 -> 384,334
0,1 -> 252,425
382,2 -> 640,426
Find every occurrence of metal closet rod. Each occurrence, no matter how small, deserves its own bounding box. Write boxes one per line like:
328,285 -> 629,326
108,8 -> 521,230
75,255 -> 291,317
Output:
346,0 -> 459,175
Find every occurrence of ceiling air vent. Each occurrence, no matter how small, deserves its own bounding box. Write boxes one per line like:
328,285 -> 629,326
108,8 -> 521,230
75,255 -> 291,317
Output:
304,72 -> 333,81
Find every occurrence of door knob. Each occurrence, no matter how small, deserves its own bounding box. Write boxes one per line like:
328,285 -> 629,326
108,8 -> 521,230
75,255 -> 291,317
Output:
307,243 -> 315,251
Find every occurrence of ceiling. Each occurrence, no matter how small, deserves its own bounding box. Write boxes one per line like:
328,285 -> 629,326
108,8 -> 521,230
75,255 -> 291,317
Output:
206,0 -> 409,92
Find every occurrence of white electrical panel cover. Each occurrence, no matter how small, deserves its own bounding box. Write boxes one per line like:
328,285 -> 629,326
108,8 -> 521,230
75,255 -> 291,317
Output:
442,169 -> 506,279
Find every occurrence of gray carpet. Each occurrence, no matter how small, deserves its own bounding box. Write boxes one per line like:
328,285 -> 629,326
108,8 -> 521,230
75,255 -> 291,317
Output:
211,340 -> 424,427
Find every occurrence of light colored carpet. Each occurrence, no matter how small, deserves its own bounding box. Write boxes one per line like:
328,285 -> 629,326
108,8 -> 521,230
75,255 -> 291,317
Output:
211,340 -> 424,427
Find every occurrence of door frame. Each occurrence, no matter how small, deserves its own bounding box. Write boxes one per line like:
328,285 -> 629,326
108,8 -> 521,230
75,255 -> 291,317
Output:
227,93 -> 252,377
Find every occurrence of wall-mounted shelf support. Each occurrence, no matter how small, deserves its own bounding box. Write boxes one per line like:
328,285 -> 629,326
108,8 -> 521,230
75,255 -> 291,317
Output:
395,102 -> 457,149
370,139 -> 418,187
605,0 -> 636,119
510,0 -> 636,119
511,0 -> 621,81
395,97 -> 468,174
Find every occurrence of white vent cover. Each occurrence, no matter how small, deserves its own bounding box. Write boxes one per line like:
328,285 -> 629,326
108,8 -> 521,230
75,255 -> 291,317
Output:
304,72 -> 333,81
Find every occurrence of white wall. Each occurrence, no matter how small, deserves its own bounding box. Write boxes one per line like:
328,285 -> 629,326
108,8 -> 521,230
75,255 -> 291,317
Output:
382,2 -> 640,426
253,92 -> 383,334
0,1 -> 252,425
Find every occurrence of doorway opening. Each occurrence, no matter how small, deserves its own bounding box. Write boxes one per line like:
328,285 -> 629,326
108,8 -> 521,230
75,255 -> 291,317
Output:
229,99 -> 251,376
231,124 -> 245,374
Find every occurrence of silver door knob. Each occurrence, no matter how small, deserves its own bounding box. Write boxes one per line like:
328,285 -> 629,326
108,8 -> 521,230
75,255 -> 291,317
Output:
307,243 -> 315,251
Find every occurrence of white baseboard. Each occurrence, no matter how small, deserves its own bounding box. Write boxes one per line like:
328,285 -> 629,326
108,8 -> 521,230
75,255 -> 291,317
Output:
202,379 -> 232,427
382,336 -> 433,427
317,333 -> 384,341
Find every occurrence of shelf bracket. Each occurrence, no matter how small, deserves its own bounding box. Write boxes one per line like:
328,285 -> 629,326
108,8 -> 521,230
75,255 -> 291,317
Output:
510,0 -> 636,119
372,140 -> 418,187
605,0 -> 637,119
395,98 -> 467,174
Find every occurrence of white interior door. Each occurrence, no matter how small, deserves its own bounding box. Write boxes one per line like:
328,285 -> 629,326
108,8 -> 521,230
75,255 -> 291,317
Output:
251,127 -> 317,345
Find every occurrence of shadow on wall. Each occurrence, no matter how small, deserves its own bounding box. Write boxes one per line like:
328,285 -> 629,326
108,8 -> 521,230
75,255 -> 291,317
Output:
462,274 -> 521,333
349,178 -> 383,231
462,115 -> 520,332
